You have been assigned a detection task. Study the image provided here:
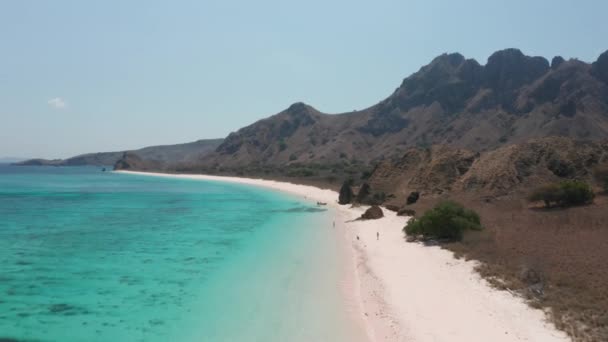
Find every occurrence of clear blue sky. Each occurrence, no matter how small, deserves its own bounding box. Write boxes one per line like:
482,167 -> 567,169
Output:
2,0 -> 607,159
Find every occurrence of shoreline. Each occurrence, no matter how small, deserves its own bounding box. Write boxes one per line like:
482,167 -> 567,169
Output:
117,170 -> 570,342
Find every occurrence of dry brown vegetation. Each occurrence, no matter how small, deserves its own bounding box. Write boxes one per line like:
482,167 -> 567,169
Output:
404,193 -> 608,342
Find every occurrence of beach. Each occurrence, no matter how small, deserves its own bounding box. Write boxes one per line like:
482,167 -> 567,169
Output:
119,171 -> 570,342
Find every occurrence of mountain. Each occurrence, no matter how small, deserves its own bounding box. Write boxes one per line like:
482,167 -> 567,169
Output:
174,48 -> 608,172
16,139 -> 223,167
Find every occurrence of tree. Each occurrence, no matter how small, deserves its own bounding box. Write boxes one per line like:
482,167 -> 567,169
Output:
528,180 -> 594,207
403,201 -> 482,241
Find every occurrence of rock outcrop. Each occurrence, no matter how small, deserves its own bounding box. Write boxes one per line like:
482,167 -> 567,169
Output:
113,152 -> 163,171
338,181 -> 354,205
360,206 -> 384,220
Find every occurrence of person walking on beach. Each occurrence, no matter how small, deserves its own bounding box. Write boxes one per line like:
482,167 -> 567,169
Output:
333,221 -> 335,228
377,232 -> 379,240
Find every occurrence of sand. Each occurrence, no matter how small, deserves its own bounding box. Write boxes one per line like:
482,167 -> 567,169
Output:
117,171 -> 571,342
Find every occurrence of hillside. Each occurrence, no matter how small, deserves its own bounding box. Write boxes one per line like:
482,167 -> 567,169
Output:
17,139 -> 223,167
364,137 -> 608,201
178,48 -> 608,171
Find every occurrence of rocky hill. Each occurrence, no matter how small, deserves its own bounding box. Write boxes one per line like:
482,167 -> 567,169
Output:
365,137 -> 608,202
189,48 -> 608,171
17,139 -> 223,167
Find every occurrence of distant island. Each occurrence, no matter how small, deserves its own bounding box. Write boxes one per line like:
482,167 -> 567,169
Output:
16,139 -> 223,167
0,157 -> 26,163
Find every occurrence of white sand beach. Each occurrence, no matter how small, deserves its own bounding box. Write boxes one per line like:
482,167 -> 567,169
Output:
118,171 -> 570,342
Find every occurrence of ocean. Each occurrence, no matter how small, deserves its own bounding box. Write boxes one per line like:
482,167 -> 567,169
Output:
0,165 -> 364,341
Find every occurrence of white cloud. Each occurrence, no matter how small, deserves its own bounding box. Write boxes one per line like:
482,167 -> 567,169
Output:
47,97 -> 67,109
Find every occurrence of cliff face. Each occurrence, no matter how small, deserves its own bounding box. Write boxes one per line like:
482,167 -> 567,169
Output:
194,48 -> 608,171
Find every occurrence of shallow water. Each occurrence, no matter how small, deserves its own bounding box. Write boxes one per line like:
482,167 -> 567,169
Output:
0,166 -> 364,341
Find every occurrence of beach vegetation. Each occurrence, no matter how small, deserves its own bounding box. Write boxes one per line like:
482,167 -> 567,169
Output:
528,180 -> 594,207
404,201 -> 482,241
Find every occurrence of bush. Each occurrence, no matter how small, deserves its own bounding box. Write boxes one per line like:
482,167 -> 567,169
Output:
403,201 -> 482,241
594,165 -> 608,192
528,180 -> 594,207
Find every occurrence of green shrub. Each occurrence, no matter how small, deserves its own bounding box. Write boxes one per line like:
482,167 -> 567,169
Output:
403,201 -> 481,241
594,165 -> 608,192
289,154 -> 297,161
528,180 -> 594,207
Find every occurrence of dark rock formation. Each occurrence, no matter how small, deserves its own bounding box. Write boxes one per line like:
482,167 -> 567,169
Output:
551,56 -> 565,69
406,191 -> 420,205
356,183 -> 371,203
592,49 -> 608,84
484,48 -> 550,91
338,180 -> 354,205
360,206 -> 384,220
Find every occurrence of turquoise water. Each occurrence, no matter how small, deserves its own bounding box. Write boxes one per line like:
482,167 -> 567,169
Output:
0,165 -> 364,342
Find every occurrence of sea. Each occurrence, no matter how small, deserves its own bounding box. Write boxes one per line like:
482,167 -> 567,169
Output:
0,165 -> 365,342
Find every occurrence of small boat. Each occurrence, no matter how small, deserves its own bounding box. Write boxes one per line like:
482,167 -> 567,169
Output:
316,201 -> 327,206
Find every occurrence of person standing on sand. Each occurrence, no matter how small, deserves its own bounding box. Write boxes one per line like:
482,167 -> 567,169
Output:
377,232 -> 379,240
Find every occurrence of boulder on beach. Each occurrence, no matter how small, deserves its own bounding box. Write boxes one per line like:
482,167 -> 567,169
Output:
385,204 -> 400,212
360,205 -> 384,220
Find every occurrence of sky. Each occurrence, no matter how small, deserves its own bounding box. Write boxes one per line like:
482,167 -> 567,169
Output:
1,0 -> 607,159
